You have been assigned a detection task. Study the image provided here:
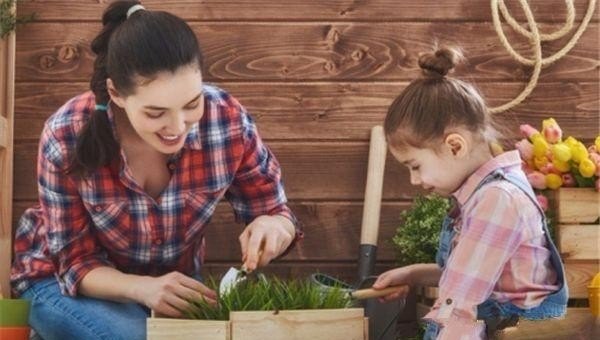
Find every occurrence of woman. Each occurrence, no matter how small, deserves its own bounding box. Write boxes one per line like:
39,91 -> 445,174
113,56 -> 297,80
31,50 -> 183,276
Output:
11,2 -> 301,339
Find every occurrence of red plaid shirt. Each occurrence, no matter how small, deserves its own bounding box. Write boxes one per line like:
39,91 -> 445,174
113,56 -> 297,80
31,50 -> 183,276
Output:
11,85 -> 297,297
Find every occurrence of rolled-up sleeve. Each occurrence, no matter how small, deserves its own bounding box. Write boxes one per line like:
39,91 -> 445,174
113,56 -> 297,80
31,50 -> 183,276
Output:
39,127 -> 113,296
424,185 -> 526,339
224,107 -> 297,227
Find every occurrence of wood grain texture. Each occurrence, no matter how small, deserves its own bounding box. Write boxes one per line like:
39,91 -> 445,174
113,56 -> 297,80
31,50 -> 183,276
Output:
12,200 -> 411,262
559,224 -> 600,260
17,0 -> 600,22
498,308 -> 596,340
12,141 -> 420,201
13,81 -> 600,141
229,309 -> 365,340
565,260 -> 600,299
0,18 -> 16,298
556,188 -> 600,224
15,22 -> 599,82
147,318 -> 230,340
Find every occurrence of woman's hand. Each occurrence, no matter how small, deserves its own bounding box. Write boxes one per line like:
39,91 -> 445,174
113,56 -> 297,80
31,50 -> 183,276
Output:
136,271 -> 217,317
239,215 -> 295,272
372,266 -> 414,302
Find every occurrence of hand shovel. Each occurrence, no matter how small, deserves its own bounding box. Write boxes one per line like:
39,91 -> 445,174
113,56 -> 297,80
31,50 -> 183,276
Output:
310,273 -> 408,301
219,251 -> 265,297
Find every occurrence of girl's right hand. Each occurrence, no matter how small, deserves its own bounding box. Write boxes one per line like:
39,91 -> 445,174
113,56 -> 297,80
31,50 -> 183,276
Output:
372,267 -> 413,302
137,271 -> 217,317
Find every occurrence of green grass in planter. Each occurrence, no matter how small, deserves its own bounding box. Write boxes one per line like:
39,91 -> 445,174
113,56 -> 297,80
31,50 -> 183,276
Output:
185,276 -> 352,320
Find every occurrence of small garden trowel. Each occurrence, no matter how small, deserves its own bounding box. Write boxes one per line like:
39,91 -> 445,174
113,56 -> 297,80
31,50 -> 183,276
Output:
219,251 -> 264,297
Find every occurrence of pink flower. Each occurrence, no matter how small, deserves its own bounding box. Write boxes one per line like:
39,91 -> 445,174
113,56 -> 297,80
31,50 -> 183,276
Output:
542,118 -> 562,144
536,194 -> 549,211
520,124 -> 539,139
515,139 -> 534,161
561,173 -> 577,187
521,161 -> 534,174
527,171 -> 547,190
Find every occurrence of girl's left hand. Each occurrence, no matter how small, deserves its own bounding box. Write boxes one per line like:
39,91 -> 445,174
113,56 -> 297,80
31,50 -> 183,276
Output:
239,215 -> 295,272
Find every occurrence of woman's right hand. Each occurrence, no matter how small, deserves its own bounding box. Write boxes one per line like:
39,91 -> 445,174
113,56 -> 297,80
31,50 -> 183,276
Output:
371,266 -> 414,302
136,271 -> 217,317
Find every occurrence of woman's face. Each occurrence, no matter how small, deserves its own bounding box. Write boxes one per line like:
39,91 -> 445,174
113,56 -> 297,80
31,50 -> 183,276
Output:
108,64 -> 204,154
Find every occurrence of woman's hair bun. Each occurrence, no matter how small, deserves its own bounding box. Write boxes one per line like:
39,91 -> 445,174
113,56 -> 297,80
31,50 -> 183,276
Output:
418,46 -> 464,78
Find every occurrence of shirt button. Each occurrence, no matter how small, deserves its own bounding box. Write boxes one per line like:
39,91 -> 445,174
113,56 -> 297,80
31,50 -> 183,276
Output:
168,163 -> 176,170
94,205 -> 102,212
153,238 -> 163,246
446,298 -> 453,305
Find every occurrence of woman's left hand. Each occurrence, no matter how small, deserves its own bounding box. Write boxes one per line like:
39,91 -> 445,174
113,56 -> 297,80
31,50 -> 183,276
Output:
239,215 -> 295,272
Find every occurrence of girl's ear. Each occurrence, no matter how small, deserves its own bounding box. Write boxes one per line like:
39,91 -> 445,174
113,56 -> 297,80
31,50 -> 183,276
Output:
106,78 -> 125,108
444,133 -> 469,158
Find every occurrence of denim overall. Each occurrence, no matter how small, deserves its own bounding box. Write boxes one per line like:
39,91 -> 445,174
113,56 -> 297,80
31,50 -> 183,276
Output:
423,170 -> 568,339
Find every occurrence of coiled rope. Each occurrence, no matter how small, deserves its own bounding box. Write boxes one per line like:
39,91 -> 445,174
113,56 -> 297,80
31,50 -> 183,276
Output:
489,0 -> 597,114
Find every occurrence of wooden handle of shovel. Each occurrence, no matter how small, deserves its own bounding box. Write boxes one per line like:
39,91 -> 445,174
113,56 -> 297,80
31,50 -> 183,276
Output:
360,126 -> 387,246
350,284 -> 408,300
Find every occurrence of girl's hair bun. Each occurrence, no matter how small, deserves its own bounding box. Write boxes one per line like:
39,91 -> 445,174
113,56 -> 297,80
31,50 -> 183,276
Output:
418,46 -> 463,78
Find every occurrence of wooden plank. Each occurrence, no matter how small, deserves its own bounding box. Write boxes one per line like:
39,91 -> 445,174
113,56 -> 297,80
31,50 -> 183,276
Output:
0,8 -> 16,298
230,308 -> 365,340
556,188 -> 600,224
15,22 -> 599,82
17,0 -> 600,22
12,200 -> 412,262
565,260 -> 600,299
13,81 -> 600,141
498,308 -> 596,340
558,224 -> 600,260
0,116 -> 7,148
12,142 -> 419,201
147,318 -> 230,340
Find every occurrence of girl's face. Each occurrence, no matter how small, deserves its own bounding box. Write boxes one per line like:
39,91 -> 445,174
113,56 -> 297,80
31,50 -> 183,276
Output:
108,64 -> 204,154
388,131 -> 486,197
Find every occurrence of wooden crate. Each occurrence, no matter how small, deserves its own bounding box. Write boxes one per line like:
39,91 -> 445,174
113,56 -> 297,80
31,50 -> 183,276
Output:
147,308 -> 368,340
555,188 -> 600,299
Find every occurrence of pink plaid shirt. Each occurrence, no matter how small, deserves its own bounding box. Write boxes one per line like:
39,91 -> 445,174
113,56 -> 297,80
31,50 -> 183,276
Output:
424,150 -> 559,339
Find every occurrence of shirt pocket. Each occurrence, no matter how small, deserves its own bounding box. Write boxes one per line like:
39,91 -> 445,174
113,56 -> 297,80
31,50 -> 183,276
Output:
183,186 -> 226,241
82,199 -> 131,252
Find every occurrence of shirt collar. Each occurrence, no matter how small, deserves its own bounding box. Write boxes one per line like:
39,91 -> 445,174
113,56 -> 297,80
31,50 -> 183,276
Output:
452,150 -> 522,206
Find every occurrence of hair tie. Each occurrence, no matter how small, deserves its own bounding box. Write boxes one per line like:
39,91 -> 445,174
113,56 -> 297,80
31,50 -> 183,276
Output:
95,104 -> 108,112
127,4 -> 145,18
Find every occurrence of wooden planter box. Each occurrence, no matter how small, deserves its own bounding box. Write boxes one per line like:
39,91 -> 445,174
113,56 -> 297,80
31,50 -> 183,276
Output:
553,188 -> 600,299
147,308 -> 368,340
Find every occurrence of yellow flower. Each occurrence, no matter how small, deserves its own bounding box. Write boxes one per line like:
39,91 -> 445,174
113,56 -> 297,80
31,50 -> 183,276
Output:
552,158 -> 570,173
571,142 -> 589,163
551,143 -> 571,162
596,136 -> 600,151
564,136 -> 578,147
532,136 -> 549,158
533,155 -> 549,170
546,173 -> 563,190
579,158 -> 597,178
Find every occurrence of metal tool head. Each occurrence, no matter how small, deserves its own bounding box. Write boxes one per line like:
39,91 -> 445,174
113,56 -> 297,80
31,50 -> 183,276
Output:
219,266 -> 246,297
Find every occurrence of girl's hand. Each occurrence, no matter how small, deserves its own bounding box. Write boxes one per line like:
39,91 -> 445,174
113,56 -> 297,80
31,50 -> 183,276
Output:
372,267 -> 413,302
239,215 -> 295,272
137,271 -> 217,317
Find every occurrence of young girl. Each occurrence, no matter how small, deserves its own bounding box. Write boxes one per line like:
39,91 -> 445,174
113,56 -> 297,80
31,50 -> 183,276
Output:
11,2 -> 301,339
372,47 -> 567,339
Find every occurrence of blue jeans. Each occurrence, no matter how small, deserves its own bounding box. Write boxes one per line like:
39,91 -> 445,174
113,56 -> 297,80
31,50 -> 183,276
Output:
21,278 -> 149,340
